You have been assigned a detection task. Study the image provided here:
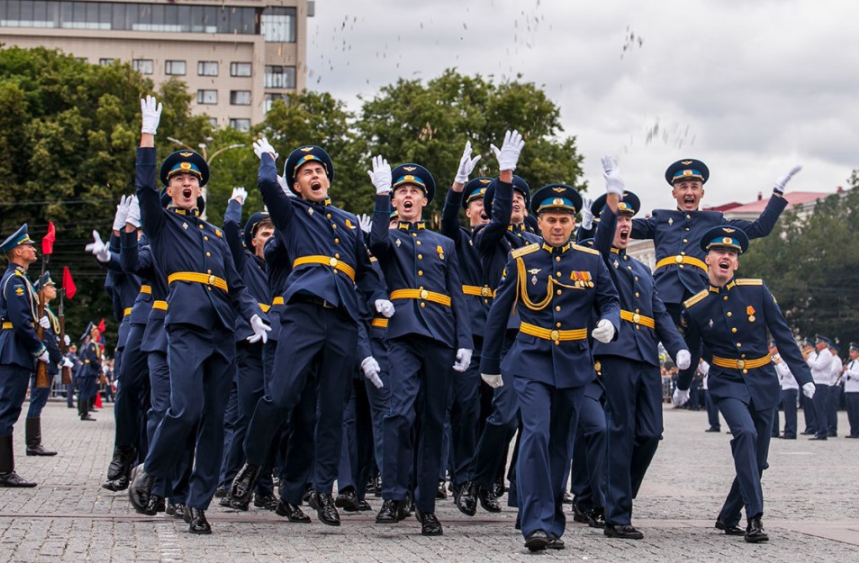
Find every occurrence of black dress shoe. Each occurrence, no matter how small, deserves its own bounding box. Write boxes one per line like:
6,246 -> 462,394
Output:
415,509 -> 443,536
101,476 -> 130,492
214,487 -> 226,498
809,436 -> 828,441
128,468 -> 155,513
144,495 -> 165,516
230,463 -> 261,507
254,494 -> 279,511
705,427 -> 721,433
404,493 -> 415,516
604,523 -> 644,539
524,530 -> 549,552
782,434 -> 796,439
478,487 -> 501,513
744,516 -> 768,543
455,481 -> 478,516
572,502 -> 591,524
588,507 -> 606,529
0,471 -> 37,488
275,501 -> 311,523
80,414 -> 96,421
312,492 -> 341,526
336,489 -> 361,512
375,499 -> 406,523
828,433 -> 838,438
492,476 -> 506,498
26,443 -> 57,456
219,496 -> 233,508
436,481 -> 447,500
106,446 -> 136,481
800,430 -> 814,435
187,508 -> 212,535
230,496 -> 250,511
547,533 -> 565,549
356,499 -> 372,511
166,503 -> 186,519
715,519 -> 744,536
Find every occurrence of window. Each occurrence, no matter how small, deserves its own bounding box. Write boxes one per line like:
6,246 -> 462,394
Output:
207,117 -> 218,128
165,60 -> 186,76
264,93 -> 284,113
99,58 -> 114,66
264,65 -> 296,89
261,7 -> 296,42
230,62 -> 252,77
76,57 -> 88,63
196,90 -> 218,105
197,61 -> 218,76
132,59 -> 154,75
230,91 -> 251,106
229,119 -> 251,132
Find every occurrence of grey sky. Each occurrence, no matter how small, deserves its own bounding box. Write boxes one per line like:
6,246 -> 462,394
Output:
305,0 -> 858,210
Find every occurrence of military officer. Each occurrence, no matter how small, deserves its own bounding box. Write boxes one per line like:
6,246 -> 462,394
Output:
77,323 -> 102,422
674,226 -> 815,543
367,155 -> 472,536
0,225 -> 48,487
771,341 -> 799,439
480,182 -> 620,551
844,343 -> 859,438
128,96 -> 269,534
806,335 -> 834,440
591,157 -> 690,540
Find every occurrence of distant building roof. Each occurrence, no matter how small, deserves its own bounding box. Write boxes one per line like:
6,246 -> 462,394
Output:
704,191 -> 836,214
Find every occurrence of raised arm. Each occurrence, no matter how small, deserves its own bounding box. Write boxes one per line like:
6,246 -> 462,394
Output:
137,96 -> 165,238
256,140 -> 294,232
367,155 -> 394,257
442,141 -> 482,243
223,191 -> 248,272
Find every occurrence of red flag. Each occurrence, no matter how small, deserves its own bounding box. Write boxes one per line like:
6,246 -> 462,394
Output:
97,318 -> 106,335
62,266 -> 77,299
41,222 -> 56,255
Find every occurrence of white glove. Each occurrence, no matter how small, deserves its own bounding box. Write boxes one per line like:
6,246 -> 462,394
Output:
36,350 -> 50,363
64,335 -> 71,346
481,373 -> 503,389
773,165 -> 801,195
85,231 -> 111,263
581,197 -> 594,230
112,195 -> 129,232
246,314 -> 271,344
126,196 -> 141,229
455,141 -> 482,184
253,137 -> 278,161
358,213 -> 372,234
672,387 -> 690,407
802,381 -> 816,399
453,348 -> 473,372
62,357 -> 73,368
676,349 -> 692,370
140,95 -> 163,136
231,187 -> 248,205
490,130 -> 525,171
591,319 -> 615,344
361,356 -> 384,389
39,316 -> 50,330
601,155 -> 625,196
367,155 -> 392,195
375,299 -> 395,318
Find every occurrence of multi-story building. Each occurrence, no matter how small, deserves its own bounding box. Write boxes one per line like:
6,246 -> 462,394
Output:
0,0 -> 313,130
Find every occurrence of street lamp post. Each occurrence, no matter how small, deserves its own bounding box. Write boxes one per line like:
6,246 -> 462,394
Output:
166,137 -> 245,220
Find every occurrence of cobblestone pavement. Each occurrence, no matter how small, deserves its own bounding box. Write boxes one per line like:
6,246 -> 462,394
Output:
1,401 -> 857,562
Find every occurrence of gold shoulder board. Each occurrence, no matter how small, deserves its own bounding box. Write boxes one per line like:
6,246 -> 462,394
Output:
684,289 -> 710,308
511,243 -> 540,259
572,244 -> 600,256
735,279 -> 763,286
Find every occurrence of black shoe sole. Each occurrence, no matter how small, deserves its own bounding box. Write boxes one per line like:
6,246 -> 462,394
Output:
744,534 -> 769,543
525,538 -> 548,551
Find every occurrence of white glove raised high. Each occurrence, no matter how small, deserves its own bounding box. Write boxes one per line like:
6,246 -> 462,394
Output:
490,130 -> 525,172
85,231 -> 111,263
481,373 -> 503,389
140,95 -> 163,136
802,381 -> 816,399
367,155 -> 392,195
126,196 -> 141,229
231,187 -> 248,205
375,299 -> 395,318
591,319 -> 615,344
358,213 -> 372,234
455,141 -> 482,185
580,197 -> 594,230
601,155 -> 625,197
675,349 -> 692,371
36,350 -> 50,363
112,195 -> 130,232
39,316 -> 50,330
246,314 -> 271,344
253,137 -> 278,161
773,165 -> 802,195
672,387 -> 690,407
453,348 -> 473,373
361,356 -> 384,389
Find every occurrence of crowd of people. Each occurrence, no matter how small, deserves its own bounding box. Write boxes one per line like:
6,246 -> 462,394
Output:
3,95 -> 857,552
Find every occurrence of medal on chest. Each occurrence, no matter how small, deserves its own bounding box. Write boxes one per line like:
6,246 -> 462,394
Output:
747,306 -> 755,323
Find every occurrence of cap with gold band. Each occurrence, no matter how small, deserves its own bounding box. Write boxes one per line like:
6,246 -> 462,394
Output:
160,150 -> 209,187
665,158 -> 709,185
591,191 -> 641,218
483,175 -> 531,218
0,224 -> 35,253
283,145 -> 334,196
462,177 -> 493,210
530,184 -> 583,216
391,163 -> 436,204
700,225 -> 749,254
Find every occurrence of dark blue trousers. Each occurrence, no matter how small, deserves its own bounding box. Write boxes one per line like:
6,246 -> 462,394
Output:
781,388 -> 798,437
277,375 -> 317,505
801,393 -> 816,434
715,398 -> 774,524
566,382 -> 606,513
827,384 -> 841,436
339,366 -> 389,499
27,372 -> 54,418
771,397 -> 781,437
446,342 -> 481,488
113,324 -> 150,448
846,392 -> 859,438
218,378 -> 239,491
812,384 -> 830,439
601,357 -> 662,526
244,303 -> 356,496
143,325 -> 235,510
0,365 -> 31,435
705,389 -> 721,431
382,335 -> 454,513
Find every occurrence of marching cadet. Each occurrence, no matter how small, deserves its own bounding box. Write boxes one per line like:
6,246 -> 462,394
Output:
673,226 -> 815,543
771,341 -> 799,439
826,343 -> 842,438
77,323 -> 102,422
806,335 -> 834,440
458,131 -> 540,517
0,224 -> 47,487
632,160 -> 800,409
128,96 -> 270,534
27,271 -> 67,456
480,181 -> 620,551
592,157 -> 690,540
231,138 -> 389,528
367,155 -> 472,536
844,343 -> 859,438
440,142 -> 489,501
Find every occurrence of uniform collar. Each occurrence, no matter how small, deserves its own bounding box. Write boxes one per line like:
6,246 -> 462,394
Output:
170,206 -> 200,217
541,241 -> 572,254
397,221 -> 427,231
709,278 -> 737,293
507,223 -> 527,233
610,247 -> 626,257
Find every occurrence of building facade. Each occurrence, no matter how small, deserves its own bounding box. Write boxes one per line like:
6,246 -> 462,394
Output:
0,0 -> 312,129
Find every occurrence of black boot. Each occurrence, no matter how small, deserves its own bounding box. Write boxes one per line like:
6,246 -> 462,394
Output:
185,507 -> 212,534
375,499 -> 406,523
744,516 -> 769,543
275,501 -> 311,523
79,399 -> 95,421
0,435 -> 36,487
455,481 -> 478,516
25,418 -> 56,456
106,445 -> 137,481
229,463 -> 261,507
128,467 -> 155,513
312,492 -> 341,526
478,486 -> 501,513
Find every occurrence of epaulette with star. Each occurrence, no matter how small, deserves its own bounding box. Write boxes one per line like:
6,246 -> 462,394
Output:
684,289 -> 710,308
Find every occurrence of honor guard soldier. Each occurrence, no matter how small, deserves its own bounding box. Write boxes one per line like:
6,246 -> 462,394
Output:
805,335 -> 834,440
844,343 -> 859,438
440,142 -> 490,500
674,226 -> 815,543
771,341 -> 799,439
367,156 -> 472,536
592,158 -> 690,539
0,225 -> 48,487
632,160 -> 799,409
231,138 -> 389,527
128,97 -> 270,534
480,184 -> 621,551
77,322 -> 102,422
